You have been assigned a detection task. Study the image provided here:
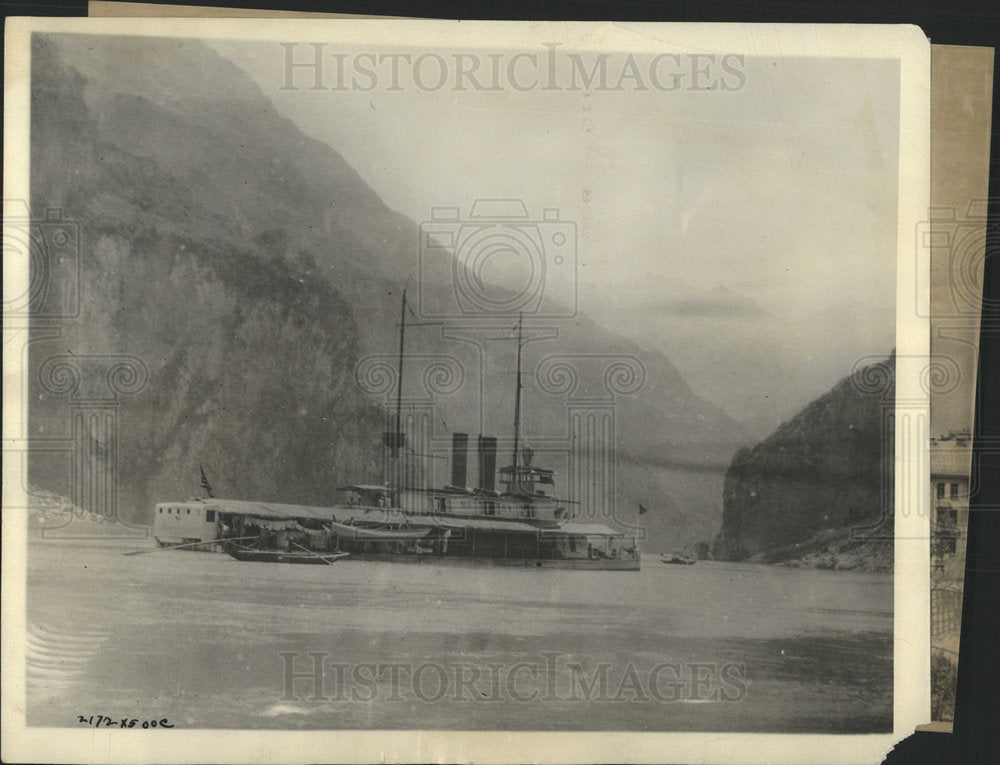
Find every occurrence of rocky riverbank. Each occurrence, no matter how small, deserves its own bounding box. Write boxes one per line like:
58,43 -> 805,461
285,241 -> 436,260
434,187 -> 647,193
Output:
749,525 -> 893,573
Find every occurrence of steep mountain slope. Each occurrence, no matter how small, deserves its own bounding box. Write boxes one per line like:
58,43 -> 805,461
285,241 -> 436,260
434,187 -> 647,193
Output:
28,32 -> 751,549
713,353 -> 894,562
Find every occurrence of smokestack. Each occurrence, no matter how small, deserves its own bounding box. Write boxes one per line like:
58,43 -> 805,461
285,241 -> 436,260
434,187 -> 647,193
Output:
451,432 -> 468,489
478,435 -> 497,493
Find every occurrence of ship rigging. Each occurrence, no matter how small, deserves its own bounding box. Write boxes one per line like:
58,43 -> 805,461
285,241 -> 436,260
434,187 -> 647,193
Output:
150,290 -> 640,569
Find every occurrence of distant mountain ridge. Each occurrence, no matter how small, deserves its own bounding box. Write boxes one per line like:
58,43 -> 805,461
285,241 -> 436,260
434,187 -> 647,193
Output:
590,284 -> 895,440
29,32 -> 753,550
651,284 -> 774,320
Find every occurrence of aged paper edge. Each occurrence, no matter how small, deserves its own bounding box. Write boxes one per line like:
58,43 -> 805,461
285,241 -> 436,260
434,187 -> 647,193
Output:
89,0 -> 412,18
917,721 -> 955,733
926,42 -> 994,728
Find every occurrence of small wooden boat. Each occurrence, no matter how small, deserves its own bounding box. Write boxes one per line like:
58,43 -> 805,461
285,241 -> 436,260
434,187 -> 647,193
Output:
225,543 -> 349,564
660,552 -> 696,565
326,520 -> 432,541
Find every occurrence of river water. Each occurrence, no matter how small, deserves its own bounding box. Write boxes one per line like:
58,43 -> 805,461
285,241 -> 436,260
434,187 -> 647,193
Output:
25,539 -> 891,732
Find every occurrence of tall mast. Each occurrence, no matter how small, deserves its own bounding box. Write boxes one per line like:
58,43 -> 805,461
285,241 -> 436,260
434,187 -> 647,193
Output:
395,287 -> 407,453
511,313 -> 523,489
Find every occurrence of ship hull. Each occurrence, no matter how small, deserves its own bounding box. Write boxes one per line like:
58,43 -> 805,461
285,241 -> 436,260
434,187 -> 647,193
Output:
340,551 -> 640,570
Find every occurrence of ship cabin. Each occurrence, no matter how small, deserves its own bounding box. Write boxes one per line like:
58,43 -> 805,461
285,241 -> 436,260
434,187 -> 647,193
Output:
386,433 -> 573,525
153,499 -> 222,550
498,464 -> 556,497
395,486 -> 569,523
336,484 -> 394,509
153,497 -> 343,551
381,432 -> 638,565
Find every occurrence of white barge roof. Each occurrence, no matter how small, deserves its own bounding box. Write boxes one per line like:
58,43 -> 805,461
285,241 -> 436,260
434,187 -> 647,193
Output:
543,522 -> 624,536
430,517 -> 541,533
175,498 -> 626,537
198,498 -> 336,522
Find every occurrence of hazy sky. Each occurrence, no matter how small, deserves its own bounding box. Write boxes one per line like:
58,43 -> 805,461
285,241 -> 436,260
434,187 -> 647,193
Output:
211,41 -> 900,331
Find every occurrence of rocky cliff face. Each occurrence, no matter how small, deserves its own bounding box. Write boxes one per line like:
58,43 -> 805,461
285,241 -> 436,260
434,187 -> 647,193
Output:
713,354 -> 894,562
28,33 -> 751,547
29,34 -> 390,513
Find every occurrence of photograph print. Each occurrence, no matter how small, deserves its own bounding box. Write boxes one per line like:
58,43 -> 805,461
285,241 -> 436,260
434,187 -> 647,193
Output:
3,18 -> 931,765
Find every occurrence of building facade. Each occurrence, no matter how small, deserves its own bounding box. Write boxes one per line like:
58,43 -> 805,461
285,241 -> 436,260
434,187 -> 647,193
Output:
930,431 -> 972,583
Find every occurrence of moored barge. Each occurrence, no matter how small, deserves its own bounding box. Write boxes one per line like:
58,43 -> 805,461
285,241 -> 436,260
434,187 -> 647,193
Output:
153,299 -> 640,570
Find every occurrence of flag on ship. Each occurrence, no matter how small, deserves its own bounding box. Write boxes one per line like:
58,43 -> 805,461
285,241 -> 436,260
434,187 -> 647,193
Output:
200,465 -> 214,498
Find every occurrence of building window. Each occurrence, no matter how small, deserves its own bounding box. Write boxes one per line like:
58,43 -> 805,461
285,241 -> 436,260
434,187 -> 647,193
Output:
186,508 -> 191,515
569,536 -> 576,552
158,508 -> 163,514
205,510 -> 216,522
936,483 -> 945,499
938,508 -> 958,525
946,538 -> 957,554
437,498 -> 447,512
950,483 -> 959,500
